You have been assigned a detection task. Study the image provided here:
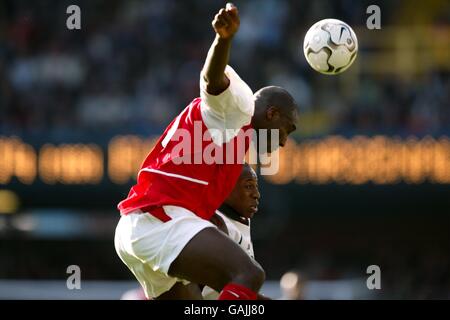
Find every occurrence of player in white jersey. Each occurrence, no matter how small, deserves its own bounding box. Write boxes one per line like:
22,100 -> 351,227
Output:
157,163 -> 268,299
202,163 -> 259,299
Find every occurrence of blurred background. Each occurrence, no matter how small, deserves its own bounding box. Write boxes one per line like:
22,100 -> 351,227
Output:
0,0 -> 449,299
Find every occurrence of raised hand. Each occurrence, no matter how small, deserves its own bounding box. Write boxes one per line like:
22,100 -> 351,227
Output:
212,3 -> 240,40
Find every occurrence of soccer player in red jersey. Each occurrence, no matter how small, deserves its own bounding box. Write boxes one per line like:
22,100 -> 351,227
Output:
114,3 -> 298,300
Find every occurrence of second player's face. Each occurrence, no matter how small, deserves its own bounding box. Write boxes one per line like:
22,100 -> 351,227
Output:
225,167 -> 260,219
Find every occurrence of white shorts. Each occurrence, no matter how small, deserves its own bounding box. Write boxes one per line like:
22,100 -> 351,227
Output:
114,205 -> 216,299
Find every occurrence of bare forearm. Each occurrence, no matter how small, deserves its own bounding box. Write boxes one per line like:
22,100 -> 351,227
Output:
202,35 -> 232,95
202,3 -> 239,95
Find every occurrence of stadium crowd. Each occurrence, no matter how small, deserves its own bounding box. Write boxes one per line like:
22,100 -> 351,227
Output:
0,0 -> 448,138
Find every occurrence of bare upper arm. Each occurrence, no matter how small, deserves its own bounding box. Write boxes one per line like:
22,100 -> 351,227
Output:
201,72 -> 230,96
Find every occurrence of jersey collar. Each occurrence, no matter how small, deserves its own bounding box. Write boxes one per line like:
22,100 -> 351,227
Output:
218,203 -> 249,226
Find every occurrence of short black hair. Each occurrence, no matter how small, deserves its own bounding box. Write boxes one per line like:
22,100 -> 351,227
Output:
254,86 -> 297,114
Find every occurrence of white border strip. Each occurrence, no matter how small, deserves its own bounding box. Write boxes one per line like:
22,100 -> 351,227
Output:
161,114 -> 182,148
139,168 -> 209,185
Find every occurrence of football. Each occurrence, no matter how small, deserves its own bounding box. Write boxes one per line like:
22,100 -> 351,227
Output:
303,18 -> 358,75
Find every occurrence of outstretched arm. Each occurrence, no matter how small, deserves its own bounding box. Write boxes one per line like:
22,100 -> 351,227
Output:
201,3 -> 240,95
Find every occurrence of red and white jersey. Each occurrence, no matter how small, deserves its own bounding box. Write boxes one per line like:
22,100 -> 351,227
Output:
118,66 -> 255,221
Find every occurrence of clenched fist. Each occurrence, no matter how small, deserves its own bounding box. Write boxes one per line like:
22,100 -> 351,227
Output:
212,3 -> 240,39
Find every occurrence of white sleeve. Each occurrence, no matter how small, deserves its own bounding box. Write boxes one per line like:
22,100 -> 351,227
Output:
200,66 -> 255,137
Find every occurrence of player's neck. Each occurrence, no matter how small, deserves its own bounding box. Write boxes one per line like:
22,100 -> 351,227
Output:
219,204 -> 249,226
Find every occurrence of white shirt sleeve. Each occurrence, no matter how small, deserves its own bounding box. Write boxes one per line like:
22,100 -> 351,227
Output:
200,65 -> 255,145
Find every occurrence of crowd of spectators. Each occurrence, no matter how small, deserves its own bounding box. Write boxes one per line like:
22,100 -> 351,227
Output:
0,0 -> 448,139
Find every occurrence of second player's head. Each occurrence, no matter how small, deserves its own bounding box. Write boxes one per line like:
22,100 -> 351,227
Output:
251,86 -> 299,153
225,163 -> 260,219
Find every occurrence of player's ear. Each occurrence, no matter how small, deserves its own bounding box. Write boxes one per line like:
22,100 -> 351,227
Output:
266,106 -> 280,121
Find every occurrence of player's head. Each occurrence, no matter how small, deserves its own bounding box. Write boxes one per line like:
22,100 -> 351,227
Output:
252,86 -> 298,153
224,163 -> 260,219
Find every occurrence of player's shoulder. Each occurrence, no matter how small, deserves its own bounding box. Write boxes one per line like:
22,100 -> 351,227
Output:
179,97 -> 203,121
225,65 -> 254,95
201,64 -> 254,104
223,65 -> 240,81
215,211 -> 238,236
210,211 -> 229,234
